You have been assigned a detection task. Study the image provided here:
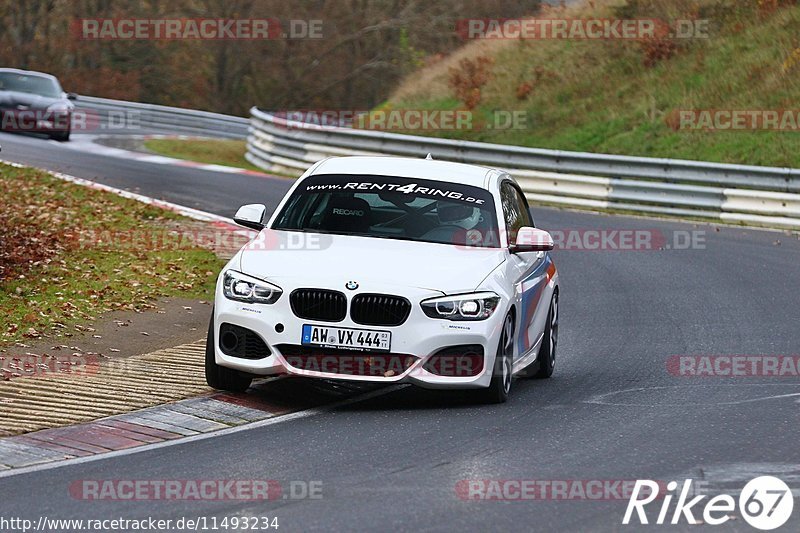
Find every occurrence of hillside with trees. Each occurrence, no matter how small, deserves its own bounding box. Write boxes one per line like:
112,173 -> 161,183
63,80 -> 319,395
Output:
0,0 -> 541,114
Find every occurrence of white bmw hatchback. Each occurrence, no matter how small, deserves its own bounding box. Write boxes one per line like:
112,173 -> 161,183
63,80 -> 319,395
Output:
206,156 -> 559,403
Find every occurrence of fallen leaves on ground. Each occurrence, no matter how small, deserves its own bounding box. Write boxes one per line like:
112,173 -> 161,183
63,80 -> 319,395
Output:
0,164 -> 223,345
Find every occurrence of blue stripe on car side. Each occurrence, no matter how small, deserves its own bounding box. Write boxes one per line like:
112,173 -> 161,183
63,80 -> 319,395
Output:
517,254 -> 553,354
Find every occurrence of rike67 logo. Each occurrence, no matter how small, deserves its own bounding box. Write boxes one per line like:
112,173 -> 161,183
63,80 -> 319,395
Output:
623,476 -> 794,530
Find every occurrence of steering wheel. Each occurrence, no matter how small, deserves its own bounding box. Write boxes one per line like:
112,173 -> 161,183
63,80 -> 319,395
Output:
420,224 -> 466,242
374,201 -> 438,228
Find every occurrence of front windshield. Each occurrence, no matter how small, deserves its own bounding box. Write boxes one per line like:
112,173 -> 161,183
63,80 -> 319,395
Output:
272,174 -> 500,248
0,72 -> 62,98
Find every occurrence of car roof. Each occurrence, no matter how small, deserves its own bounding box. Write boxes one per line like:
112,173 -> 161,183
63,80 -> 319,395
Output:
310,156 -> 505,189
0,68 -> 59,82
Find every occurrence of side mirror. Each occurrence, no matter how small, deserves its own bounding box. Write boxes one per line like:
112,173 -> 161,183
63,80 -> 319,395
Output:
510,226 -> 554,253
66,92 -> 78,101
234,204 -> 266,231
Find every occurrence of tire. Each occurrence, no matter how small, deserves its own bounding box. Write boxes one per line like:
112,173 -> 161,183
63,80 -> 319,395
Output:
205,310 -> 252,392
478,312 -> 514,404
534,291 -> 559,379
50,128 -> 70,142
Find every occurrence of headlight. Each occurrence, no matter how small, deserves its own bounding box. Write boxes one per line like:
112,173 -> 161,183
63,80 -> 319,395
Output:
421,292 -> 500,321
222,270 -> 282,304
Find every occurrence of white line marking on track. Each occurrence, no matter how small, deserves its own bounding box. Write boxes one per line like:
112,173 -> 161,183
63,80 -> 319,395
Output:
57,133 -> 275,178
137,154 -> 181,164
586,384 -> 800,407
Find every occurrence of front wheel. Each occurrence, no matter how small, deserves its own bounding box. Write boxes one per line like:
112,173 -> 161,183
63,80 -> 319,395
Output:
205,310 -> 252,392
478,312 -> 514,404
534,291 -> 559,379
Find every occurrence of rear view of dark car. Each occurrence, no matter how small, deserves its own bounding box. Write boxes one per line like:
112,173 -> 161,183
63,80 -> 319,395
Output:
0,68 -> 76,141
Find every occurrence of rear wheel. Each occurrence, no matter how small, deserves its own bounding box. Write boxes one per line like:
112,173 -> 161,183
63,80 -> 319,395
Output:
205,310 -> 252,392
50,128 -> 70,142
478,312 -> 514,404
534,291 -> 559,379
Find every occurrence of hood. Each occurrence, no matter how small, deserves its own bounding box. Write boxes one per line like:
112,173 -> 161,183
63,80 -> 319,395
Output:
238,230 -> 506,295
0,90 -> 66,110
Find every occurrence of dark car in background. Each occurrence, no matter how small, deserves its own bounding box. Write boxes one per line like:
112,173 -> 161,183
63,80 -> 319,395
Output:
0,68 -> 76,141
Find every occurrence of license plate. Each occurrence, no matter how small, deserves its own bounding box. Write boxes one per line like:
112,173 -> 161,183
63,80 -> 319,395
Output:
301,324 -> 391,352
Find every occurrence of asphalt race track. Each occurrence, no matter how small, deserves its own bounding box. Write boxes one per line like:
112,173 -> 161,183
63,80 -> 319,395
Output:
1,128 -> 798,532
0,131 -> 292,216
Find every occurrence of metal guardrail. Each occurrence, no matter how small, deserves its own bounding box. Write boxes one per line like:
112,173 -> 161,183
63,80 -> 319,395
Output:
76,95 -> 248,139
246,108 -> 800,230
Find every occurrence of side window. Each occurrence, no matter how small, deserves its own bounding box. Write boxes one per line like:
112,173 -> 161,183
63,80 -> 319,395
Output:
500,182 -> 532,241
512,185 -> 532,228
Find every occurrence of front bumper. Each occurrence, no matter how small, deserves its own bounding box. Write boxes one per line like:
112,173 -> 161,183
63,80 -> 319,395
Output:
213,279 -> 506,389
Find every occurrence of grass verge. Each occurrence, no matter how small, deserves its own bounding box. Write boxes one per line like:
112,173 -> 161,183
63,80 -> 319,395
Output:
387,0 -> 800,168
143,138 -> 265,172
0,163 -> 224,346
